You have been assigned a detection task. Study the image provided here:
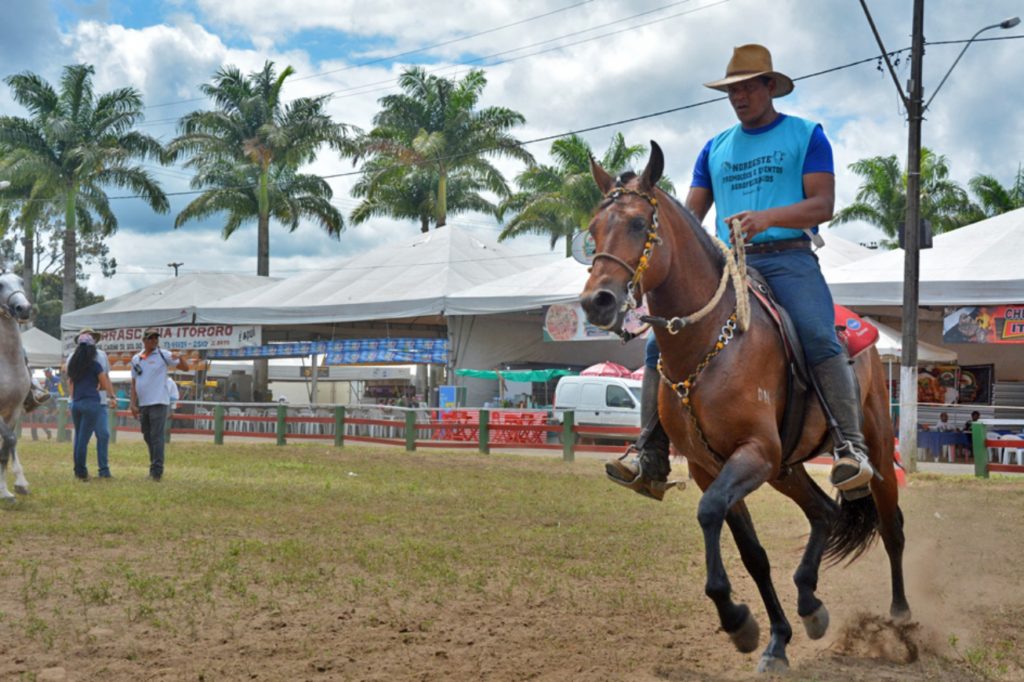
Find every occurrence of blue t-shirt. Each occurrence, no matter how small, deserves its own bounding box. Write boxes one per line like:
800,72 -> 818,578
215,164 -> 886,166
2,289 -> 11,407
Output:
691,114 -> 834,243
72,361 -> 102,402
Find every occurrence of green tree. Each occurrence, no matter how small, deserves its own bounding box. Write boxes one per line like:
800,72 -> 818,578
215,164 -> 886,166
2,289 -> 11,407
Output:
30,272 -> 102,338
356,67 -> 533,230
968,165 -> 1024,217
166,61 -> 351,276
0,64 -> 168,313
498,133 -> 674,255
830,147 -> 974,248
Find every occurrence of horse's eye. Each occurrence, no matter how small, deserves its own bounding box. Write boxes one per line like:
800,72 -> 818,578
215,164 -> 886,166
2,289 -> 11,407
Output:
629,216 -> 648,233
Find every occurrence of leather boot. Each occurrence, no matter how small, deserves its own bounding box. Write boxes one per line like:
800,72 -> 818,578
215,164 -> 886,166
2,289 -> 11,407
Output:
813,353 -> 875,499
605,365 -> 677,501
24,379 -> 50,413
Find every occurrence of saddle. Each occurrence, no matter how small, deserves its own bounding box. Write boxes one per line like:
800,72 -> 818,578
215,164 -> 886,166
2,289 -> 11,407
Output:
745,269 -> 878,466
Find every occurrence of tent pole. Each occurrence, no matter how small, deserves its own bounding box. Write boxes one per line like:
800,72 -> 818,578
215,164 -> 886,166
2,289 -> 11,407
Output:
310,353 -> 319,405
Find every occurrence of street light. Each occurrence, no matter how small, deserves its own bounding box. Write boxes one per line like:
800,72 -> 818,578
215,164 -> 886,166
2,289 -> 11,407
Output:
167,261 -> 184,277
860,3 -> 1019,471
925,17 -> 1021,111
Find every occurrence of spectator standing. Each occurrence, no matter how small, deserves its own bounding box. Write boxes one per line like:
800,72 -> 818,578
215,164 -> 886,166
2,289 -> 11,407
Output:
64,328 -> 112,467
31,367 -> 61,441
130,329 -> 189,481
66,334 -> 117,480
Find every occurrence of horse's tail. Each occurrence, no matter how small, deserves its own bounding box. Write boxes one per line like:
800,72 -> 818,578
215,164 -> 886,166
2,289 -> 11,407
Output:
823,492 -> 880,566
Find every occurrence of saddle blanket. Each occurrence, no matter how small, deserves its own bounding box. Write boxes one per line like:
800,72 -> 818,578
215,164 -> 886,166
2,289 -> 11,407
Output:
835,304 -> 878,358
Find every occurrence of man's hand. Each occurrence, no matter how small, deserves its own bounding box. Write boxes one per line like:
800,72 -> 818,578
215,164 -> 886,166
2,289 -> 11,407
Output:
130,403 -> 139,418
722,210 -> 774,241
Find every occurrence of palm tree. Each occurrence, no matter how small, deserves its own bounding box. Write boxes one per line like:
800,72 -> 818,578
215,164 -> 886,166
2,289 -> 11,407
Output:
968,165 -> 1024,217
166,61 -> 351,276
0,64 -> 168,313
831,147 -> 974,248
498,133 -> 674,255
350,157 -> 494,233
356,67 -> 533,229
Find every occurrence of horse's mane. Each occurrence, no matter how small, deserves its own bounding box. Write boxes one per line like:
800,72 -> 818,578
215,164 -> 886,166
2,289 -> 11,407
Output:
607,171 -> 724,270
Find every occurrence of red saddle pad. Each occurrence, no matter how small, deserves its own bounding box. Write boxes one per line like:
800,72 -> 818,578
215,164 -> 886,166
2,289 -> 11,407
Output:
835,304 -> 878,357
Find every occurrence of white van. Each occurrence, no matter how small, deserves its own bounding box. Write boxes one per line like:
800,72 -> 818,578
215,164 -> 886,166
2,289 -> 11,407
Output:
552,375 -> 641,437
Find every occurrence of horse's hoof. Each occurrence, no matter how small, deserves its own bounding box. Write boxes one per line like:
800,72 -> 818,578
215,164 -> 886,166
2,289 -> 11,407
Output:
1,496 -> 15,505
801,604 -> 830,640
757,654 -> 789,674
728,610 -> 760,654
14,485 -> 29,496
890,605 -> 912,624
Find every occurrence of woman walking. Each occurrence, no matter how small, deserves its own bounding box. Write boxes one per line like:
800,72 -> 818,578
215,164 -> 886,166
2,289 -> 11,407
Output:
67,333 -> 117,480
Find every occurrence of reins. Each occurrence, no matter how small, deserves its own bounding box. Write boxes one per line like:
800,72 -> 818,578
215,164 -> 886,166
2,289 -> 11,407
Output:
590,188 -> 751,338
590,187 -> 757,462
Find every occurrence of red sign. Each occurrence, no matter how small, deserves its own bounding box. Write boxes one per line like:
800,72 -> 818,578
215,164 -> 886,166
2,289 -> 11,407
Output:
943,305 -> 1024,344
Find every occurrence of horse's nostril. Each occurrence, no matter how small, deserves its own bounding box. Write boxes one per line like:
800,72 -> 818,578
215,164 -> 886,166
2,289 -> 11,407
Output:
593,290 -> 617,310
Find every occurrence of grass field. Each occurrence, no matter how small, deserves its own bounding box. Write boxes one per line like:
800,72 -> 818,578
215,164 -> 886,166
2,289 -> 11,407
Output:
1,440 -> 1023,681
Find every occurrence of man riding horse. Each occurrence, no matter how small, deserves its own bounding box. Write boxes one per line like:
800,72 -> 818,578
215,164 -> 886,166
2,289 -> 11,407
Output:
606,44 -> 876,500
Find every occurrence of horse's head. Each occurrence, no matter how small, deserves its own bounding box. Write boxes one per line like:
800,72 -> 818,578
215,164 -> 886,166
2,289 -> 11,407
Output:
579,141 -> 669,333
0,273 -> 32,322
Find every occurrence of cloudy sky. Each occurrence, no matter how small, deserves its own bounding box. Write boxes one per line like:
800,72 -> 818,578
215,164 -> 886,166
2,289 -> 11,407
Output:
2,0 -> 1022,299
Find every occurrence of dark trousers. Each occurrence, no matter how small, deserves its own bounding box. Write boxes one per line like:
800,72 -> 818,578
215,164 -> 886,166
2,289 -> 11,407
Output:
140,404 -> 168,479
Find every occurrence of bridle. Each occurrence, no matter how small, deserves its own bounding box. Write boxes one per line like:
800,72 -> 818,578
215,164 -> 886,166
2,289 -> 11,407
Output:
590,187 -> 662,317
588,186 -> 751,341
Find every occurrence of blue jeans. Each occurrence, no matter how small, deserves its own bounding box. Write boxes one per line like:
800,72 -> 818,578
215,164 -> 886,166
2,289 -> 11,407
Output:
94,404 -> 110,476
72,398 -> 102,478
645,249 -> 842,368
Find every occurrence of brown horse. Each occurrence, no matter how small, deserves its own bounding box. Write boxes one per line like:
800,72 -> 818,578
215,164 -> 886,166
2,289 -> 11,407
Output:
579,143 -> 909,674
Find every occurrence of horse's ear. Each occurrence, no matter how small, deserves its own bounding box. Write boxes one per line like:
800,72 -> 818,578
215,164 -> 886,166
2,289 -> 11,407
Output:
590,154 -> 614,194
640,141 -> 664,191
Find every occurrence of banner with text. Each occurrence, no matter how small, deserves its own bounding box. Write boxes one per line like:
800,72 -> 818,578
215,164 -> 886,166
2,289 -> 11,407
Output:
63,325 -> 261,371
942,305 -> 1024,344
211,337 -> 449,365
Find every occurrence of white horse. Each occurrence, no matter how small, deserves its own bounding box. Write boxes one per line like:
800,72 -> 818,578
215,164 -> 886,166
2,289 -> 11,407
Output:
0,272 -> 33,501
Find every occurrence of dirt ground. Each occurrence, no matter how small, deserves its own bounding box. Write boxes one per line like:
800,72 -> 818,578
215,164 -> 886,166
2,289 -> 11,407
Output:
2,445 -> 1023,681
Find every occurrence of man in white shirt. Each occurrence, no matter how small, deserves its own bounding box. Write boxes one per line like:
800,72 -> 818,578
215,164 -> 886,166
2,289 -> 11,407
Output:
933,412 -> 955,432
129,328 -> 189,481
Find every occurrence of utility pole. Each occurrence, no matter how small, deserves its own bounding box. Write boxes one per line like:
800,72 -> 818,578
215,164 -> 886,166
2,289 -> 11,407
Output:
861,2 -> 1019,471
167,262 -> 184,277
899,0 -> 925,472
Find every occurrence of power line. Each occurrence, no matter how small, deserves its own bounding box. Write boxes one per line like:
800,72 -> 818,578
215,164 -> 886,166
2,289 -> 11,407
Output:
135,0 -> 720,127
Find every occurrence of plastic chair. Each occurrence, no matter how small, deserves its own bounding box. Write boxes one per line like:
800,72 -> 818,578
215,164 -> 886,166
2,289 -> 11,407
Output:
999,433 -> 1024,466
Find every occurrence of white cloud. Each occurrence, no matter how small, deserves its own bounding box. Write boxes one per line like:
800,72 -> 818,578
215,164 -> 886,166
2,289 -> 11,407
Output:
4,0 -> 1021,299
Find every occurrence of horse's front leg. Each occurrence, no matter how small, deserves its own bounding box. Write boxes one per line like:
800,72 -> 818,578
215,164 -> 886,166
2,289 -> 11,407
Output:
693,449 -> 791,673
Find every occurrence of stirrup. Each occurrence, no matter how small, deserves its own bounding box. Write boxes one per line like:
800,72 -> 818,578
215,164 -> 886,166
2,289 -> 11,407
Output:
829,444 -> 875,498
605,447 -> 682,501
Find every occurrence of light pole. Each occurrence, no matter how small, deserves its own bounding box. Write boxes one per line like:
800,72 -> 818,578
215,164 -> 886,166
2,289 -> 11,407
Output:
167,261 -> 184,277
860,1 -> 1019,471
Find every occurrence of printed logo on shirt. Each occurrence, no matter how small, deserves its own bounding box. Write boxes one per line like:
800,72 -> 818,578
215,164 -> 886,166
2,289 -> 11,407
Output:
719,151 -> 787,194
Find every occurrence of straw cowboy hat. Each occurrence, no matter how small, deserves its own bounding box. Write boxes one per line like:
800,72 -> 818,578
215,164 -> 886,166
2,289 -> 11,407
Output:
75,326 -> 102,342
704,44 -> 794,98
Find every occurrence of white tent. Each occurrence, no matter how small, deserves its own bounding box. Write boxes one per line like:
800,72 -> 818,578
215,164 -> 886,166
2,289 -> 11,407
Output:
827,207 -> 1024,306
62,272 -> 279,331
869,318 -> 957,363
21,326 -> 63,367
195,226 -> 551,325
449,232 -> 876,315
